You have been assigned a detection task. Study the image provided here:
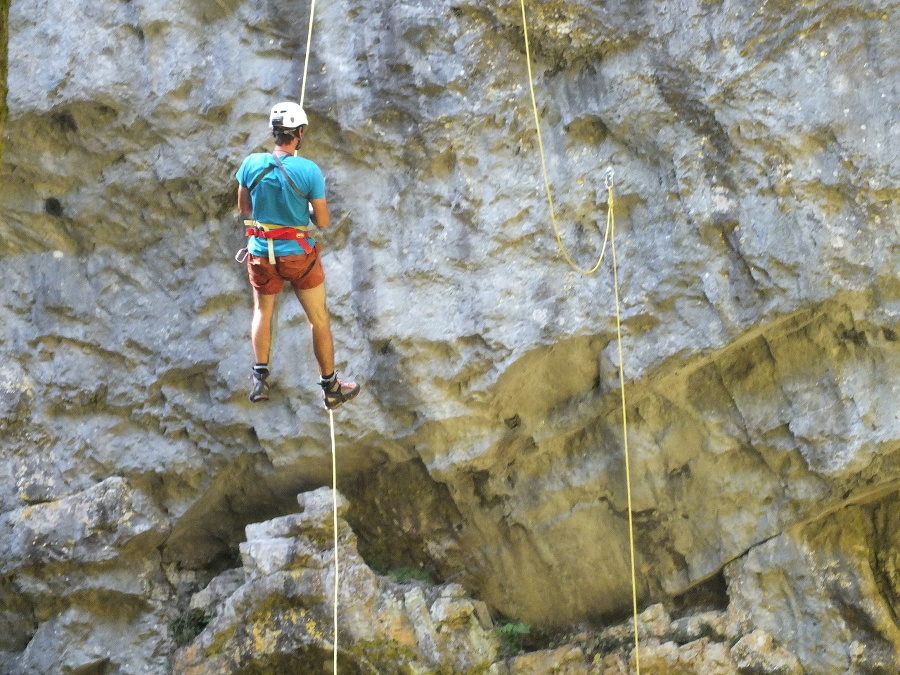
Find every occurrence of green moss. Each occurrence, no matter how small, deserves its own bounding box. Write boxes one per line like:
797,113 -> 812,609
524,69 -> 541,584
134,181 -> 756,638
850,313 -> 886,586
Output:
366,553 -> 436,584
384,566 -> 436,584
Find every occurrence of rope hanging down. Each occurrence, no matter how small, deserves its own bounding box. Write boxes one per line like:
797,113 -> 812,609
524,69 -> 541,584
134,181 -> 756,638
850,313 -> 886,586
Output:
519,1 -> 641,672
299,0 -> 317,108
519,0 -> 611,275
609,177 -> 641,675
290,2 -> 342,671
329,410 -> 340,675
267,0 -> 317,368
298,3 -> 340,669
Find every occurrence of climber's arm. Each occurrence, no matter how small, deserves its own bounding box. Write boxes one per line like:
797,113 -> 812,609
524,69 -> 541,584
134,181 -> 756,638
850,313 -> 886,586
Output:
238,185 -> 252,215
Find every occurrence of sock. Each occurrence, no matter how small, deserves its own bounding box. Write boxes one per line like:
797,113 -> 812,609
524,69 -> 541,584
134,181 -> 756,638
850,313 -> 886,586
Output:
320,372 -> 336,388
254,363 -> 269,376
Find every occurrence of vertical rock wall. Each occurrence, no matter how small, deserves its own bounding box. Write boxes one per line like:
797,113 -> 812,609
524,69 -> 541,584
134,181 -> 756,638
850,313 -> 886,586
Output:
0,0 -> 8,161
0,0 -> 898,672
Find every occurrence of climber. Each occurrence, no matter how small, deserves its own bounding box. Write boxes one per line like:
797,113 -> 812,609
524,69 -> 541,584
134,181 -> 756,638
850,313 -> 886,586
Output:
235,101 -> 360,409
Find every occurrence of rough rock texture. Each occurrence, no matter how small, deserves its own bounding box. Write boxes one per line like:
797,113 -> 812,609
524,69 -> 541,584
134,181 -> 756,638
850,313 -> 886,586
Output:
488,601 -> 799,675
0,0 -> 8,160
0,0 -> 899,671
0,477 -> 173,673
174,488 -> 499,674
725,501 -> 900,675
173,491 -> 808,675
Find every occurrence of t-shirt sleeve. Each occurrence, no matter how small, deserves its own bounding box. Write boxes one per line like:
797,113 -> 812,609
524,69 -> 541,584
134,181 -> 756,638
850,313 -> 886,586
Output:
308,165 -> 326,200
236,158 -> 249,188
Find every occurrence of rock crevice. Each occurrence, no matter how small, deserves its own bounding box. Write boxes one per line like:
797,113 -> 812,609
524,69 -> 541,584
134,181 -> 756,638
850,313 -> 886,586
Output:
0,0 -> 898,671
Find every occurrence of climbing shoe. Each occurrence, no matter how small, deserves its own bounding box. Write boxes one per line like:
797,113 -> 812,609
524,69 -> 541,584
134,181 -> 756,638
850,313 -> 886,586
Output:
249,367 -> 270,403
320,374 -> 360,410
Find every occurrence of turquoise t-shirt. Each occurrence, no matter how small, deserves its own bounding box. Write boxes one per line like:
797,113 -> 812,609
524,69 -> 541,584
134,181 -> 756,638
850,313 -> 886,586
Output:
236,153 -> 326,257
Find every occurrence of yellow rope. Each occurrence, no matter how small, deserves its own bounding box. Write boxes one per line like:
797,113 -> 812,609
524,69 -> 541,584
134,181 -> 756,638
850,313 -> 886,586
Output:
519,2 -> 640,671
303,7 -> 336,666
609,182 -> 641,674
519,0 -> 609,275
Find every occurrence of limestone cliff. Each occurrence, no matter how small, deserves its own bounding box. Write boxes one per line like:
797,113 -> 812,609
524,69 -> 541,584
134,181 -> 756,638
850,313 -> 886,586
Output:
1,0 -> 9,160
0,0 -> 898,673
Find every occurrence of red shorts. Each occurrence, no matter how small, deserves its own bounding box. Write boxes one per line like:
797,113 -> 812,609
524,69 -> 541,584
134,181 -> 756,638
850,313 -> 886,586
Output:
246,243 -> 325,295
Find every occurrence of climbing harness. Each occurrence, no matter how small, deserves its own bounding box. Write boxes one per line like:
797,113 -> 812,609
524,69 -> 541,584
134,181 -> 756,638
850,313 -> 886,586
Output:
519,1 -> 640,672
243,222 -> 312,245
243,222 -> 313,263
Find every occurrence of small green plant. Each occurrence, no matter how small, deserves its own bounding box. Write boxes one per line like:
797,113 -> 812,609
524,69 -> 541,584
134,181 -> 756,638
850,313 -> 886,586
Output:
366,553 -> 436,585
384,566 -> 435,584
496,621 -> 531,658
171,609 -> 210,647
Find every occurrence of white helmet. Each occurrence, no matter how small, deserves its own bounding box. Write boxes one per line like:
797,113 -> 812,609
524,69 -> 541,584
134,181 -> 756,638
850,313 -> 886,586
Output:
269,101 -> 308,129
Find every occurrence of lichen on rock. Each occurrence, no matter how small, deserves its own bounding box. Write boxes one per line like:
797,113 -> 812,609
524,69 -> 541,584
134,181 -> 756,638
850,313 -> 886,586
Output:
0,0 -> 898,672
0,0 -> 8,161
174,487 -> 500,674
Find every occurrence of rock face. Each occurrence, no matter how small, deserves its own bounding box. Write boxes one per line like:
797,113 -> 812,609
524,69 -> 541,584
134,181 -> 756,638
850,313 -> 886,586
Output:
176,489 -> 811,675
0,0 -> 8,159
1,0 -> 899,672
725,502 -> 900,675
174,488 -> 499,675
0,477 -> 172,673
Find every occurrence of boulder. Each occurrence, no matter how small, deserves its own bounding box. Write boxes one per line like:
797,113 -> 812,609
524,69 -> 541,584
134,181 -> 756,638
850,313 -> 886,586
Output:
174,488 -> 500,674
0,0 -> 897,670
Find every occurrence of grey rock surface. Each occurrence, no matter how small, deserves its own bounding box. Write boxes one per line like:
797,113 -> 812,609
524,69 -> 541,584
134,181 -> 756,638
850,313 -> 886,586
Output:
725,501 -> 900,674
0,477 -> 173,674
174,487 -> 499,675
0,0 -> 898,671
0,0 -> 7,161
